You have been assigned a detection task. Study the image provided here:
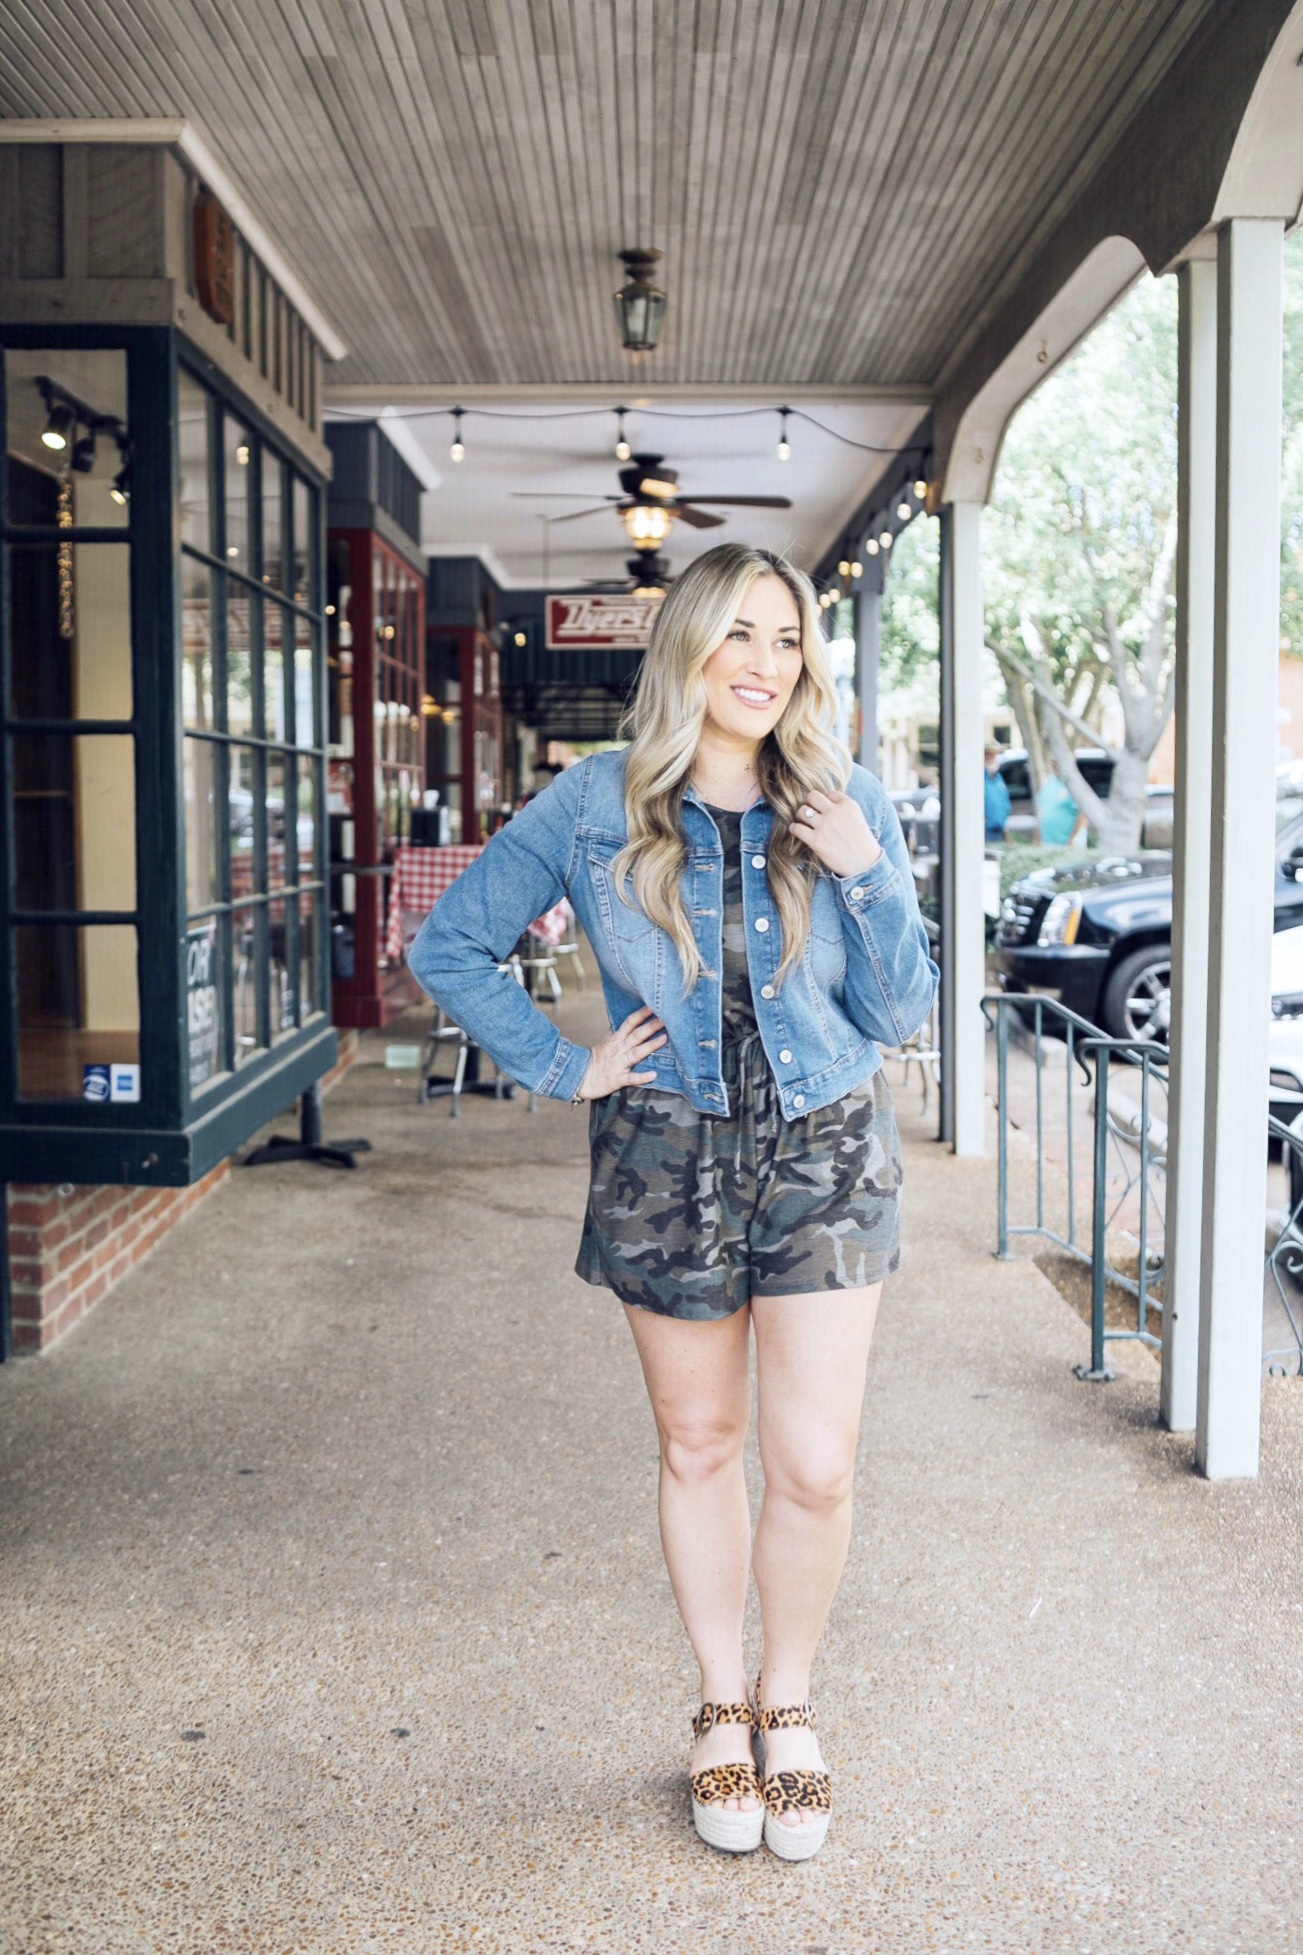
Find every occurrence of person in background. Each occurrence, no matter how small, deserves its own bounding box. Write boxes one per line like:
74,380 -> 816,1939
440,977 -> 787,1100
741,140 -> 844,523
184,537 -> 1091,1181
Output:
1036,757 -> 1088,847
984,745 -> 1011,843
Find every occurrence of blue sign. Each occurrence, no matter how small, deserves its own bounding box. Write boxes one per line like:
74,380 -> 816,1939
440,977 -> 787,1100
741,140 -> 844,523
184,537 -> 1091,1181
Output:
83,1064 -> 110,1103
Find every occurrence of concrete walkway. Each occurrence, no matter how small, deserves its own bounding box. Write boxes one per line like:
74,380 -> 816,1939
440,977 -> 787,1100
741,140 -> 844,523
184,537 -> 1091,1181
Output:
3,968 -> 1302,1955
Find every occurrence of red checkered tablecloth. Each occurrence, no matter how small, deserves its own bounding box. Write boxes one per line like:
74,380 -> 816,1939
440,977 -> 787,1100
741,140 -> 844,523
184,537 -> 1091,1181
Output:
384,844 -> 572,961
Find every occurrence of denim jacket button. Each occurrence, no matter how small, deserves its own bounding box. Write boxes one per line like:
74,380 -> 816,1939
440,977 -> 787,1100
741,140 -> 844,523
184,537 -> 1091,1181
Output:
850,886 -> 867,902
751,854 -> 766,869
754,917 -> 770,932
779,1048 -> 793,1064
792,1094 -> 806,1109
760,983 -> 775,1001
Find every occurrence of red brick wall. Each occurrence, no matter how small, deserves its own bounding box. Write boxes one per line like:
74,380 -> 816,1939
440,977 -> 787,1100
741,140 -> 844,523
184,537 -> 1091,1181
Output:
6,1032 -> 360,1354
8,1166 -> 231,1353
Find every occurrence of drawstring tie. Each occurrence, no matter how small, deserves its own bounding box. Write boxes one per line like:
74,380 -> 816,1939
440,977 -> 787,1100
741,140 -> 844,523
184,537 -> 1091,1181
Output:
722,1029 -> 768,1175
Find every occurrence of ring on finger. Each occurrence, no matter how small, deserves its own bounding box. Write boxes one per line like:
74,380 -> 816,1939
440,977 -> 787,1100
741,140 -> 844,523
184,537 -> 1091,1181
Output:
801,804 -> 817,820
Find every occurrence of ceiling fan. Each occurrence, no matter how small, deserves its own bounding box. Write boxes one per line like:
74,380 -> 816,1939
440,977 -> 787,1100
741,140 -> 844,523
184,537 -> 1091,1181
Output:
513,452 -> 793,533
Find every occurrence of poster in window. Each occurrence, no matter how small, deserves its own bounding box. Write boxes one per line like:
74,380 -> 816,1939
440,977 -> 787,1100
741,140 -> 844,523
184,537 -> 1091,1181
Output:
187,920 -> 221,1090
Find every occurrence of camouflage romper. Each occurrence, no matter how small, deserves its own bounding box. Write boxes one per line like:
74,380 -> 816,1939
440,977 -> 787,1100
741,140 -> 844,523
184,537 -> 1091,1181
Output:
575,805 -> 903,1320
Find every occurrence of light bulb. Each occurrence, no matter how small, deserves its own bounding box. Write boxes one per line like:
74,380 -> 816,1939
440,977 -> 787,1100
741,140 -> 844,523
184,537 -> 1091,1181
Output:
828,586 -> 841,604
838,559 -> 850,578
615,410 -> 631,461
881,531 -> 893,549
514,630 -> 526,647
236,443 -> 251,467
866,538 -> 880,556
777,408 -> 791,461
450,409 -> 465,462
777,437 -> 791,461
896,501 -> 910,521
850,561 -> 862,578
914,478 -> 927,499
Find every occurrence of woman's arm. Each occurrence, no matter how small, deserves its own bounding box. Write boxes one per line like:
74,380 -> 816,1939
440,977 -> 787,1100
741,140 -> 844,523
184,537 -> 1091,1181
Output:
794,773 -> 939,1046
406,765 -> 593,1101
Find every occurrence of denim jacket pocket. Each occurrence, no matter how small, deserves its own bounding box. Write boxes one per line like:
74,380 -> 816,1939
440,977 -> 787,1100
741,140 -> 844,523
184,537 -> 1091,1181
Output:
587,843 -> 660,994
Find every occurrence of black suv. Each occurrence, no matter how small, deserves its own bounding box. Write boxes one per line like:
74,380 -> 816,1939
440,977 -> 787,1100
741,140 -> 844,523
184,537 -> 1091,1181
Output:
994,796 -> 1303,1040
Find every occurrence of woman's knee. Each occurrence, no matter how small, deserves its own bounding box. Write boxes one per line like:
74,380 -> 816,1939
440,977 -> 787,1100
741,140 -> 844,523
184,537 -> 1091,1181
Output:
760,1430 -> 857,1512
659,1406 -> 748,1485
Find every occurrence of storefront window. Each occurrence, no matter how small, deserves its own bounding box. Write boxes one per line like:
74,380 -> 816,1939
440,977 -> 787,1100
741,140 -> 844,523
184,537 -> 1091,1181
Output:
175,363 -> 327,1089
4,349 -> 136,1102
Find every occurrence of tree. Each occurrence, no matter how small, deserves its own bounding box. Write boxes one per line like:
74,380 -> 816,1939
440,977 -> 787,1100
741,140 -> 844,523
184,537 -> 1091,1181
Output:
982,272 -> 1179,853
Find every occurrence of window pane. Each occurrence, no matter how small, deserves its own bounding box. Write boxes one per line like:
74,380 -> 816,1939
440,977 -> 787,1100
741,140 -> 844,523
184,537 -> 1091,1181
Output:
16,922 -> 139,1101
178,372 -> 211,554
229,746 -> 258,900
9,540 -> 132,720
296,754 -> 317,881
186,917 -> 225,1092
262,451 -> 284,591
13,732 -> 135,911
264,601 -> 288,741
294,612 -> 317,746
292,475 -> 313,605
182,563 -> 215,729
232,906 -> 264,1065
267,750 -> 289,889
224,416 -> 252,574
270,893 -> 294,1040
300,888 -> 320,1019
185,738 -> 221,913
227,589 -> 254,736
4,350 -> 130,529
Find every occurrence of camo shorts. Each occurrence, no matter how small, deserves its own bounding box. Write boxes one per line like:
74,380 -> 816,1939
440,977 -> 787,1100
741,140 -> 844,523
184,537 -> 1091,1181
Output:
574,1031 -> 902,1320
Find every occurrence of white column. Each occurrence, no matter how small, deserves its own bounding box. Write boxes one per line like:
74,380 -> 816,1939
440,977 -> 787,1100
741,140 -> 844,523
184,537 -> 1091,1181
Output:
854,571 -> 882,773
1196,218 -> 1285,1480
1163,257 -> 1217,1434
939,501 -> 987,1156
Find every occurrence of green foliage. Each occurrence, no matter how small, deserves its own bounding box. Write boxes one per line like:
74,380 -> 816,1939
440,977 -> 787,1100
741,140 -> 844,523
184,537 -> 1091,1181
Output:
997,844 -> 1096,902
881,518 -> 940,692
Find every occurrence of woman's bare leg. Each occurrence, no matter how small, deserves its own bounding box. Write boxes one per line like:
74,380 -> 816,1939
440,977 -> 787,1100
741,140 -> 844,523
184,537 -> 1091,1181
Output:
750,1284 -> 882,1827
623,1301 -> 757,1807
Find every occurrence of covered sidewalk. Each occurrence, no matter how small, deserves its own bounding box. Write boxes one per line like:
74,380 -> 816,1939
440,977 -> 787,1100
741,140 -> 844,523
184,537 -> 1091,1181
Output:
3,972 -> 1300,1954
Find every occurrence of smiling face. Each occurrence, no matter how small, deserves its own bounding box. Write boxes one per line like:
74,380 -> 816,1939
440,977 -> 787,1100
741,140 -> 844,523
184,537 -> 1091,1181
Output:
699,573 -> 805,747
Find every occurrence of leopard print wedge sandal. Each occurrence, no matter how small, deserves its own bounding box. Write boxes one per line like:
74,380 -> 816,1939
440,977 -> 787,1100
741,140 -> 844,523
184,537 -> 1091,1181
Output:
689,1700 -> 764,1853
754,1690 -> 832,1862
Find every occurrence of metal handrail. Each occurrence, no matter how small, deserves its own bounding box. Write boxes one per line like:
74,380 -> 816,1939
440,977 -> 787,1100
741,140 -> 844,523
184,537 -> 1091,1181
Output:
1265,1114 -> 1303,1377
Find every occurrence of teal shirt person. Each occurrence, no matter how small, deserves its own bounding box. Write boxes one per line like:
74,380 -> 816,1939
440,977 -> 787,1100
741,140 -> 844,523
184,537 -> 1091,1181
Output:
984,766 -> 1011,841
1036,772 -> 1080,846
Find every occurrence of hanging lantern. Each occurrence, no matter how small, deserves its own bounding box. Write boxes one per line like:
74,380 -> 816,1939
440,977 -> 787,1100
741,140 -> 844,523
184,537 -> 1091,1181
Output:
614,249 -> 667,353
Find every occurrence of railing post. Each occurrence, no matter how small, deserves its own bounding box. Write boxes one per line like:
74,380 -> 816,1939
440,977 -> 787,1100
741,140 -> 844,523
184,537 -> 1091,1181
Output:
1078,1045 -> 1116,1382
996,1002 -> 1010,1258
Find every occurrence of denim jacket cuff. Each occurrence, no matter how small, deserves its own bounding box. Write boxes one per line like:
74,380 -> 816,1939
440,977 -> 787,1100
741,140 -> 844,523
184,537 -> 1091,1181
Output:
834,850 -> 901,911
539,1036 -> 592,1102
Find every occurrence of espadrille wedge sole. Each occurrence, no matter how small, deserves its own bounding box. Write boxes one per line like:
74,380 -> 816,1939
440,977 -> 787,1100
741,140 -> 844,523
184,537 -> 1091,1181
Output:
755,1686 -> 832,1862
689,1700 -> 764,1854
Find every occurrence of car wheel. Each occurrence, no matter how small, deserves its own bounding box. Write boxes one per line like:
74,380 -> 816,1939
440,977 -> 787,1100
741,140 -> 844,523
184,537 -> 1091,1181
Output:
1101,944 -> 1172,1045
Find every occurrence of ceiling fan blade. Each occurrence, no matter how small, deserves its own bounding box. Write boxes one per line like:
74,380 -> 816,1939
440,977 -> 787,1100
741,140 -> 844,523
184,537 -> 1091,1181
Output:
511,491 -> 622,501
675,504 -> 727,529
545,504 -> 619,525
678,495 -> 793,510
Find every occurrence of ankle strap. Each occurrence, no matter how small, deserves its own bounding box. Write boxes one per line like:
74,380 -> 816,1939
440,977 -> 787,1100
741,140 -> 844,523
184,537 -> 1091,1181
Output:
692,1699 -> 754,1738
756,1700 -> 816,1731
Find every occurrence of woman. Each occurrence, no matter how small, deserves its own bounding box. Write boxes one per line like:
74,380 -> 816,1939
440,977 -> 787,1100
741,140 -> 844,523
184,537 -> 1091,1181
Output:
409,544 -> 937,1861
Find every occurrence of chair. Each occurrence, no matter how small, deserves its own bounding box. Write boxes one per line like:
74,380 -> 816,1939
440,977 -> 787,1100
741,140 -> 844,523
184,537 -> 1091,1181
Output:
552,923 -> 586,992
419,954 -> 526,1116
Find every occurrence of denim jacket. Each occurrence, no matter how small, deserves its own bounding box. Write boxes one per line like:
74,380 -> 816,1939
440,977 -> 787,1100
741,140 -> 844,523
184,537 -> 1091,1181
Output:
407,748 -> 939,1122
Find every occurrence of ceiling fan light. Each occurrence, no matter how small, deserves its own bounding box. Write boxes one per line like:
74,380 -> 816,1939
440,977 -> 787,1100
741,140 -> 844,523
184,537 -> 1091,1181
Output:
640,475 -> 678,500
623,502 -> 673,548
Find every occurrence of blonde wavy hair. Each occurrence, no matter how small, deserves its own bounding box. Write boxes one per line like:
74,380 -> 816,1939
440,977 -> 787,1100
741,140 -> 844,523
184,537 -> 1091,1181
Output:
611,542 -> 851,992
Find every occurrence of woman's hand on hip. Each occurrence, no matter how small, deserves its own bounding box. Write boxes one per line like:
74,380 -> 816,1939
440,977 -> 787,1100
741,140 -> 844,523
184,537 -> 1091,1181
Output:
790,790 -> 884,879
576,1005 -> 668,1100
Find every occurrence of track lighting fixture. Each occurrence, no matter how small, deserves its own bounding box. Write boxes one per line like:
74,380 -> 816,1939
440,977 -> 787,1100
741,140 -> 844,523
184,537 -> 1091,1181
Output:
41,400 -> 74,451
71,429 -> 97,475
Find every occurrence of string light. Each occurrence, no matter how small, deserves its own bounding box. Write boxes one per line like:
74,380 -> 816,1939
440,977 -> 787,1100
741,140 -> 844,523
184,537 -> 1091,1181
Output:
914,478 -> 927,499
851,560 -> 863,578
450,408 -> 465,463
880,531 -> 893,550
777,408 -> 791,462
828,586 -> 841,604
615,409 -> 632,462
838,558 -> 851,577
514,630 -> 527,646
897,500 -> 912,521
865,538 -> 880,556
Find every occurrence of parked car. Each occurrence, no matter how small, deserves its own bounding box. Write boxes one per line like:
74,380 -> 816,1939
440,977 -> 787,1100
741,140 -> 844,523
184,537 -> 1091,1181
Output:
995,747 -> 1174,848
995,797 -> 1303,1042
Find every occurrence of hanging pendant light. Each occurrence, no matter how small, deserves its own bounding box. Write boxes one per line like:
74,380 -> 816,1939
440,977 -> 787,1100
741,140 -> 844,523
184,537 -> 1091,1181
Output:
614,249 -> 667,353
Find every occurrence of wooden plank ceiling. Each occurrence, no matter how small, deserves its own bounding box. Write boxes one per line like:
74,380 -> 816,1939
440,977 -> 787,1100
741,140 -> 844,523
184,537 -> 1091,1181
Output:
0,0 -> 1219,392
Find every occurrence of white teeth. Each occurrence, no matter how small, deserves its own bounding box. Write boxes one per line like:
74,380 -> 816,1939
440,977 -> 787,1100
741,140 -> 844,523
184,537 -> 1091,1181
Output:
733,687 -> 775,703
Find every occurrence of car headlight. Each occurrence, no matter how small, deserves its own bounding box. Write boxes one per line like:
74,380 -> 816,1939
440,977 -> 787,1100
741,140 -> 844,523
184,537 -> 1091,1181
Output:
1272,993 -> 1303,1019
1037,894 -> 1082,947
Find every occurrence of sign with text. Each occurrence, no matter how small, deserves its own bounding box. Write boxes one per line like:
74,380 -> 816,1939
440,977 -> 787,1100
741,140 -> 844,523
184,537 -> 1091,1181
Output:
186,921 -> 221,1092
545,593 -> 662,650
